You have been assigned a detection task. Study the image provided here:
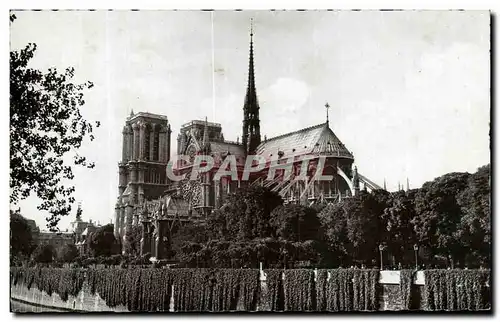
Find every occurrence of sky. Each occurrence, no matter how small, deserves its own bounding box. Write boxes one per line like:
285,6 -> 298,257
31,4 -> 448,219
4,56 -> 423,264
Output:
9,10 -> 490,231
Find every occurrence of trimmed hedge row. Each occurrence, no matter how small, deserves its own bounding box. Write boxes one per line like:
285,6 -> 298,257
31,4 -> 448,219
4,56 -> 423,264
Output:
423,269 -> 490,311
10,267 -> 491,312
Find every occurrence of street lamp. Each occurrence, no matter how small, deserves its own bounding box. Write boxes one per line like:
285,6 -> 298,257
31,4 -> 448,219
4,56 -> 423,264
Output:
413,244 -> 419,270
378,244 -> 385,270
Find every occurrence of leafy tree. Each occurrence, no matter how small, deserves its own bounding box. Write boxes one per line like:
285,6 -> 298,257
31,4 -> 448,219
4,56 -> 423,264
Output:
123,225 -> 142,256
207,186 -> 283,241
170,222 -> 209,258
32,244 -> 55,264
412,172 -> 470,266
10,209 -> 36,258
381,190 -> 418,264
57,243 -> 79,263
88,224 -> 117,257
455,164 -> 491,267
343,191 -> 384,265
10,15 -> 100,230
318,202 -> 350,266
176,242 -> 204,267
270,204 -> 321,242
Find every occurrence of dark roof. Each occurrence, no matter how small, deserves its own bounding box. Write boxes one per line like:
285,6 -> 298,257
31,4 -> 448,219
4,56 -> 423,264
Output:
256,123 -> 354,159
210,141 -> 245,156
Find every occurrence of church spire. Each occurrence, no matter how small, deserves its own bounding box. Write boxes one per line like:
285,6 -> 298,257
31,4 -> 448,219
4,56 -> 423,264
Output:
242,18 -> 261,155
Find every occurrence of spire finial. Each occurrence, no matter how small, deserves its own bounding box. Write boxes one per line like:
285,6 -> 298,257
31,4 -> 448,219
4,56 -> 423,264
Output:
325,102 -> 330,124
250,18 -> 254,37
383,178 -> 387,191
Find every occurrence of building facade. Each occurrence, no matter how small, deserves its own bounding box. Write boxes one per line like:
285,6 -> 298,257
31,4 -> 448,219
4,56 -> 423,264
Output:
114,25 -> 382,258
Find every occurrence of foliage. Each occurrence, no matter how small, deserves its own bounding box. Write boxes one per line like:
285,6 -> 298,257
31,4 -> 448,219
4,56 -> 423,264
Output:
10,267 -> 86,302
322,269 -> 379,311
283,269 -> 315,311
399,269 -> 415,310
381,191 -> 418,263
88,224 -> 117,258
455,165 -> 491,267
57,243 -> 79,263
423,269 -> 490,311
170,222 -> 209,257
31,244 -> 55,263
10,210 -> 36,258
263,269 -> 284,311
10,17 -> 100,230
10,267 -> 492,312
318,203 -> 350,266
207,186 -> 283,240
123,225 -> 142,257
412,172 -> 470,263
270,204 -> 322,242
172,269 -> 259,312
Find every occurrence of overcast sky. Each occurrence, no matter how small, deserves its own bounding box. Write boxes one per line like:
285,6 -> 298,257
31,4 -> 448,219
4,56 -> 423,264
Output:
10,10 -> 490,230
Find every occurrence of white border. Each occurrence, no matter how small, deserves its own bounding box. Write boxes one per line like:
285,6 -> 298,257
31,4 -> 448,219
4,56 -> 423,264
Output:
1,1 -> 498,321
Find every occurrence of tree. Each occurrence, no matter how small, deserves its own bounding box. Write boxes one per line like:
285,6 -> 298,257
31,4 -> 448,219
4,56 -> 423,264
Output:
318,202 -> 350,266
88,224 -> 117,257
123,225 -> 142,256
32,244 -> 55,264
58,243 -> 79,263
170,222 -> 209,258
412,172 -> 470,266
343,191 -> 385,265
10,209 -> 36,258
10,15 -> 100,230
455,164 -> 491,267
207,186 -> 283,241
270,204 -> 322,242
381,190 -> 418,265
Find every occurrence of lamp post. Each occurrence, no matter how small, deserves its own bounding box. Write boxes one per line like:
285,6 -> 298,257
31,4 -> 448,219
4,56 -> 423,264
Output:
413,244 -> 419,270
378,244 -> 385,270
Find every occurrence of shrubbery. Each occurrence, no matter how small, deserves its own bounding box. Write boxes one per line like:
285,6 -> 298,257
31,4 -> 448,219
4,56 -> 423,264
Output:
10,267 -> 491,311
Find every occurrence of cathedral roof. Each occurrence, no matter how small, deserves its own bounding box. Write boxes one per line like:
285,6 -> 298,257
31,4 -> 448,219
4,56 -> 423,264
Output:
210,141 -> 245,156
255,122 -> 354,160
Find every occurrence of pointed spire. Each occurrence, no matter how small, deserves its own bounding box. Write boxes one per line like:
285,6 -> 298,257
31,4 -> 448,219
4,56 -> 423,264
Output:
383,178 -> 387,191
406,178 -> 410,191
130,109 -> 134,118
242,18 -> 261,155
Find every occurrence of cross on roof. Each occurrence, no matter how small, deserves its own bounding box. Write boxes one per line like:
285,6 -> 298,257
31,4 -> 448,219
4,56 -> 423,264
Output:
325,102 -> 330,124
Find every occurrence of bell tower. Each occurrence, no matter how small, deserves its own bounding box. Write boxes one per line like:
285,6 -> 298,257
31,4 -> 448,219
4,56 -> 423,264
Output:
115,111 -> 172,242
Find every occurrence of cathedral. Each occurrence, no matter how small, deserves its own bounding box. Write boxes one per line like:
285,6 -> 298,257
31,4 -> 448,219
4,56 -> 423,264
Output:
114,25 -> 382,259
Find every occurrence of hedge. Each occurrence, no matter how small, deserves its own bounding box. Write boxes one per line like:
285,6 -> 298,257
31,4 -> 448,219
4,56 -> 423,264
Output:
10,267 -> 491,312
423,269 -> 490,311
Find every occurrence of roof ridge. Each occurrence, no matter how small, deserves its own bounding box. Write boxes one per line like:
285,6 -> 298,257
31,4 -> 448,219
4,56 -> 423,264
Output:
264,123 -> 327,143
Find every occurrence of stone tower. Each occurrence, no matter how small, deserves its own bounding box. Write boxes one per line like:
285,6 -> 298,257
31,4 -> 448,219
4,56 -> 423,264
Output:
115,112 -> 172,243
242,20 -> 261,155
